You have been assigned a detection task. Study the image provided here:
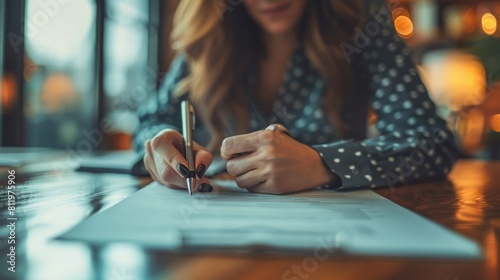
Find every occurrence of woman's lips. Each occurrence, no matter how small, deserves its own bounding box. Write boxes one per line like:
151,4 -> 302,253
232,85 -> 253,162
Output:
260,3 -> 290,16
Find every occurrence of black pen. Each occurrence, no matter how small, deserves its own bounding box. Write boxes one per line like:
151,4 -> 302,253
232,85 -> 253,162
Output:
181,100 -> 196,196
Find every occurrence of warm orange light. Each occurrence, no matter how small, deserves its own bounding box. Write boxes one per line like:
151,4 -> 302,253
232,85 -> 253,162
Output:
421,52 -> 487,111
460,110 -> 485,151
41,74 -> 78,113
482,13 -> 497,35
1,75 -> 18,111
462,8 -> 477,35
392,7 -> 413,38
490,114 -> 500,132
394,15 -> 414,38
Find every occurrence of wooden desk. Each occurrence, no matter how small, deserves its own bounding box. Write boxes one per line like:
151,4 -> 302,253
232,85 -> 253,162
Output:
1,160 -> 499,280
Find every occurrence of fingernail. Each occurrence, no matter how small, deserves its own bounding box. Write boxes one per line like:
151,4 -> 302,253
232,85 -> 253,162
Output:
196,164 -> 206,179
197,183 -> 213,193
177,164 -> 189,178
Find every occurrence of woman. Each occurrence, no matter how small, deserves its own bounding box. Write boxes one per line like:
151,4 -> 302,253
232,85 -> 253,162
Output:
135,0 -> 458,194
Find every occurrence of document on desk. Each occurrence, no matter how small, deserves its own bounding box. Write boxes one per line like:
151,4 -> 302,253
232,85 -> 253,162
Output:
76,152 -> 226,177
76,151 -> 148,176
58,181 -> 482,259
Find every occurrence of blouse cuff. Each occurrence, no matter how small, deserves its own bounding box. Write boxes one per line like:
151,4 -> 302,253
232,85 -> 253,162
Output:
312,140 -> 374,190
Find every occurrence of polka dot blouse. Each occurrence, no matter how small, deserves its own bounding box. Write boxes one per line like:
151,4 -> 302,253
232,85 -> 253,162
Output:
134,2 -> 458,190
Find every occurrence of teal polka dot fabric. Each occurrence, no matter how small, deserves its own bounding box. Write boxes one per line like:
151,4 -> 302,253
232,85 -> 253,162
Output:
134,2 -> 458,190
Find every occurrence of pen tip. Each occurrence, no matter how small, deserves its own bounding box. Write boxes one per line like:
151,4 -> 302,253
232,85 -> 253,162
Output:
187,178 -> 195,197
186,179 -> 193,196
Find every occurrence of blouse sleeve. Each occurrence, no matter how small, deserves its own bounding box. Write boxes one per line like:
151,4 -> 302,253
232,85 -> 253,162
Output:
133,55 -> 189,153
312,3 -> 459,190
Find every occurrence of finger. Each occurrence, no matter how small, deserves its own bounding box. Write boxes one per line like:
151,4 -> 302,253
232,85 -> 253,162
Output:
153,152 -> 188,189
247,182 -> 267,194
248,180 -> 293,195
220,130 -> 265,160
265,124 -> 291,136
195,177 -> 214,193
247,181 -> 282,195
166,176 -> 213,193
226,153 -> 259,177
193,142 -> 213,179
144,140 -> 161,183
147,141 -> 183,189
234,169 -> 265,189
152,149 -> 213,192
144,152 -> 159,183
151,133 -> 189,179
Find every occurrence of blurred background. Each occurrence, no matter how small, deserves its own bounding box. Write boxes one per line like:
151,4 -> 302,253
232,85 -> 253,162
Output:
0,0 -> 499,160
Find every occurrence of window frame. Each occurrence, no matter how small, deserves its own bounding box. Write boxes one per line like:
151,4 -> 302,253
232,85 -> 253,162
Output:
1,0 -> 26,147
0,0 -> 165,149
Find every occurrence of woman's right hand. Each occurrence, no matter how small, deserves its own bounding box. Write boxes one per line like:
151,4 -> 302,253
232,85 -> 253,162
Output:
143,129 -> 214,192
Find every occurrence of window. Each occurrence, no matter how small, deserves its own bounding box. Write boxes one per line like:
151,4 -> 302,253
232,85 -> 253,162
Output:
24,0 -> 97,148
102,0 -> 154,149
17,0 -> 161,150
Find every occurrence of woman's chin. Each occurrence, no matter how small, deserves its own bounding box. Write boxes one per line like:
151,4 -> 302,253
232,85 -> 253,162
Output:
261,23 -> 295,36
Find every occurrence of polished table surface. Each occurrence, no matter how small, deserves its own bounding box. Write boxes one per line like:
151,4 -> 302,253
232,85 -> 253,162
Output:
1,159 -> 499,280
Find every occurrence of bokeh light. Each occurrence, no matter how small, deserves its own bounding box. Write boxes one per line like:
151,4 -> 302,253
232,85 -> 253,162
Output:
421,51 -> 487,111
491,114 -> 500,132
393,7 -> 414,38
1,74 -> 17,111
395,15 -> 414,38
25,0 -> 95,65
482,12 -> 497,35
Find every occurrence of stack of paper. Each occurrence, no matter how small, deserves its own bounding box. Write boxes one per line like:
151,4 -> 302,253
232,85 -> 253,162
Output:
58,181 -> 482,259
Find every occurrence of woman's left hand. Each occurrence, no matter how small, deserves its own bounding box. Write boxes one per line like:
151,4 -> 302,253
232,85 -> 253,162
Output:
220,129 -> 336,194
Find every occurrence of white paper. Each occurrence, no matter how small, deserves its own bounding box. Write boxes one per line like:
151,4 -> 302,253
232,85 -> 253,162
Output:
59,181 -> 482,259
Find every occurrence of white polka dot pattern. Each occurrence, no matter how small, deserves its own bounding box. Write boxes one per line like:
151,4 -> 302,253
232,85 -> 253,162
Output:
134,2 -> 458,191
313,3 -> 457,190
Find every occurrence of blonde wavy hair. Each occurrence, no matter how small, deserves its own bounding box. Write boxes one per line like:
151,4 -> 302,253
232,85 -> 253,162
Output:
171,0 -> 364,152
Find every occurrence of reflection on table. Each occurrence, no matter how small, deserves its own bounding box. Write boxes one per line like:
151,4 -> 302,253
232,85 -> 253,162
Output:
1,160 -> 499,280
